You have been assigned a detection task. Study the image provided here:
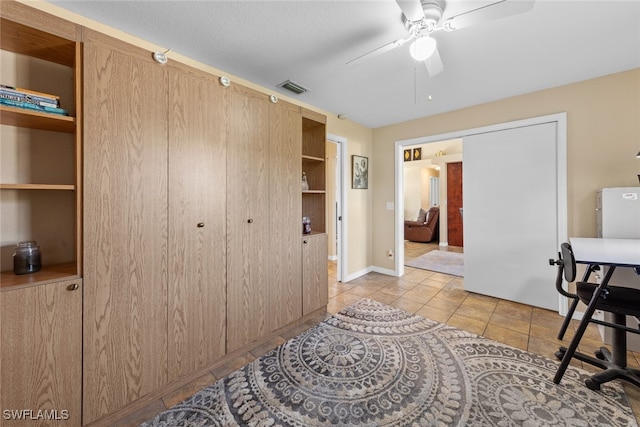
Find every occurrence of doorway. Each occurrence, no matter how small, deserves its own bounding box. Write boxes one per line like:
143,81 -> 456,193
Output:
327,134 -> 347,282
394,113 -> 567,312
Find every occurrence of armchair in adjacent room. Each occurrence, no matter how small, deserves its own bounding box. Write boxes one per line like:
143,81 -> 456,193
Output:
404,206 -> 439,243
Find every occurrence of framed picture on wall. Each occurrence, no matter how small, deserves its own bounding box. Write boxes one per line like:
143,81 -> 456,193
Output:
352,155 -> 368,189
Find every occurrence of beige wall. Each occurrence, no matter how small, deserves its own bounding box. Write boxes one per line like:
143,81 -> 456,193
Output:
372,68 -> 640,270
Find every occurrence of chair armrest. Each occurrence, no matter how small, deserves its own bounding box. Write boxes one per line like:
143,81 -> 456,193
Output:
404,220 -> 425,227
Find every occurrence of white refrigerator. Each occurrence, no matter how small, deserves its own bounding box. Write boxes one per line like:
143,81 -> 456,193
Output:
596,187 -> 640,350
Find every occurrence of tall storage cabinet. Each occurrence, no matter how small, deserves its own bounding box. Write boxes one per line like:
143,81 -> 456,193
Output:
226,89 -> 302,352
167,69 -> 227,380
0,5 -> 83,425
83,31 -> 230,422
82,32 -> 170,423
301,109 -> 328,315
267,100 -> 303,332
226,88 -> 271,352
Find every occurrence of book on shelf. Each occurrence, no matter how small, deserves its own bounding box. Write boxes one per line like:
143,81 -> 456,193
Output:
0,84 -> 60,107
0,97 -> 68,116
0,91 -> 59,108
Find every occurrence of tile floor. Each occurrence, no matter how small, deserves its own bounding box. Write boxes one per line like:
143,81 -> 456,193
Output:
110,241 -> 639,426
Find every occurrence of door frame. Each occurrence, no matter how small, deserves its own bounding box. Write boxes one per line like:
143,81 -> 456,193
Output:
328,133 -> 347,282
394,113 -> 568,314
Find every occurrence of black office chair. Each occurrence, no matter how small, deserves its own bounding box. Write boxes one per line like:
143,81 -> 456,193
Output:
552,243 -> 640,390
548,243 -> 598,340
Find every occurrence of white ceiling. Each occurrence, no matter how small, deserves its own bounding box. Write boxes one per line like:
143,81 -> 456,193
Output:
47,0 -> 640,129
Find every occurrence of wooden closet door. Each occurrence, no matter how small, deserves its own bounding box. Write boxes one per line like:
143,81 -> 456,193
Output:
268,101 -> 302,331
168,70 -> 227,380
1,279 -> 82,426
226,88 -> 270,352
83,36 -> 168,423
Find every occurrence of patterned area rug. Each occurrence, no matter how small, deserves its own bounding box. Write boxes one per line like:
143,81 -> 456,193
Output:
141,299 -> 638,426
405,250 -> 464,277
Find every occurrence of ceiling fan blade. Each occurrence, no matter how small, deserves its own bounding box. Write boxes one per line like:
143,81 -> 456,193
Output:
396,0 -> 425,22
346,37 -> 410,67
425,47 -> 444,77
444,0 -> 535,30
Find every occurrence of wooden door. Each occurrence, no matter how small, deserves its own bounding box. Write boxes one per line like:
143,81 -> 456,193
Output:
447,161 -> 464,247
1,279 -> 82,426
226,88 -> 270,352
302,233 -> 328,315
268,100 -> 302,331
83,35 -> 168,423
167,70 -> 227,380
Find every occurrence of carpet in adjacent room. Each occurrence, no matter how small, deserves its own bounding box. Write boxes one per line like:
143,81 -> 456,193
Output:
405,249 -> 464,277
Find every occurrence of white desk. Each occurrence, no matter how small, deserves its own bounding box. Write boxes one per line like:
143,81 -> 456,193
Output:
554,237 -> 640,389
569,237 -> 640,268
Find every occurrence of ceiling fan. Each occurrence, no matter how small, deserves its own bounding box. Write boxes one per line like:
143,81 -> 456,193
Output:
346,0 -> 535,77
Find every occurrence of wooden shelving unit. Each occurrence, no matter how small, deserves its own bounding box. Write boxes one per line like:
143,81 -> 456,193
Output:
301,111 -> 326,234
0,104 -> 75,132
0,17 -> 81,289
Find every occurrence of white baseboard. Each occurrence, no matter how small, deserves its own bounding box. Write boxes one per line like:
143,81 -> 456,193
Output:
343,265 -> 400,282
439,242 -> 448,247
370,265 -> 399,277
327,255 -> 337,261
343,266 -> 373,282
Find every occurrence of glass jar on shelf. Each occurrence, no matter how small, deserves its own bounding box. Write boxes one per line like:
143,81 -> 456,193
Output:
13,241 -> 42,275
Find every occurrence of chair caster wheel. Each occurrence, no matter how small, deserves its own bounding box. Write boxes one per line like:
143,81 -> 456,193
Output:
594,349 -> 605,360
585,378 -> 601,391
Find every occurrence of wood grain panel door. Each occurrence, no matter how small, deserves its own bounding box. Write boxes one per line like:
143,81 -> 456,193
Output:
0,279 -> 82,426
226,88 -> 270,352
302,233 -> 328,315
268,101 -> 302,331
83,37 -> 168,423
167,70 -> 227,380
447,161 -> 464,247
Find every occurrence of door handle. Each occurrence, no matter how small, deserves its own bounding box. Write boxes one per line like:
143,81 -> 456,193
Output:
197,222 -> 205,228
247,219 -> 254,224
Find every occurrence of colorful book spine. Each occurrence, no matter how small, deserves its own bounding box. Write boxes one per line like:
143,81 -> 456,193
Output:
0,97 -> 68,116
0,91 -> 59,108
0,85 -> 60,107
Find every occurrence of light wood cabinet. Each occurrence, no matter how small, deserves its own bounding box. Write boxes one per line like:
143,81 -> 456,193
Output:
82,32 -> 169,424
302,234 -> 329,315
301,109 -> 328,314
0,6 -> 83,425
226,88 -> 271,352
167,69 -> 227,380
0,279 -> 82,426
226,89 -> 303,352
268,100 -> 303,332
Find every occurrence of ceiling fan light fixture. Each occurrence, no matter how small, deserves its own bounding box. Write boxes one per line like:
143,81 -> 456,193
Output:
409,36 -> 436,61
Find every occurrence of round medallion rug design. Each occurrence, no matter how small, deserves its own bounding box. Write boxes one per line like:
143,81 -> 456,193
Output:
141,299 -> 638,427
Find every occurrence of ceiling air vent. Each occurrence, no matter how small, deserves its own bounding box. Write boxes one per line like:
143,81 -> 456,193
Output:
278,80 -> 309,95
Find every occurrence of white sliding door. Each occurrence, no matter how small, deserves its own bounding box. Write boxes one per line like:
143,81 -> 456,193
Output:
463,122 -> 560,310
